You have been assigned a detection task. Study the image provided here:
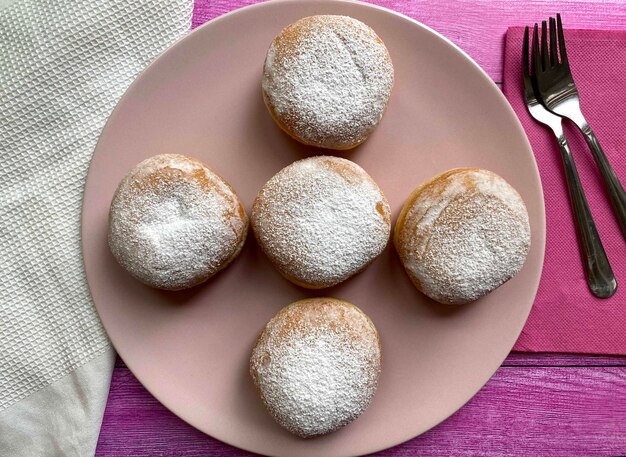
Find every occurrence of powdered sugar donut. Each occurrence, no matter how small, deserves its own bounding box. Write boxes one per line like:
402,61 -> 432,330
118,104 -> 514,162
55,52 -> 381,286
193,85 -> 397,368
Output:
251,156 -> 391,289
108,154 -> 248,290
394,168 -> 531,305
250,297 -> 381,438
262,15 -> 394,150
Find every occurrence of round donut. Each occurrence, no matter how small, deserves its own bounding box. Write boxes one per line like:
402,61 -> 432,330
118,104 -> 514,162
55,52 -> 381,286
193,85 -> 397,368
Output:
108,154 -> 248,290
394,168 -> 531,305
251,156 -> 391,289
250,297 -> 382,438
262,15 -> 394,150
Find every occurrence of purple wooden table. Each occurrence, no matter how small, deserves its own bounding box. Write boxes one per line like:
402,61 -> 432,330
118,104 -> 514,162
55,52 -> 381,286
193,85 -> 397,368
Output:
95,1 -> 626,455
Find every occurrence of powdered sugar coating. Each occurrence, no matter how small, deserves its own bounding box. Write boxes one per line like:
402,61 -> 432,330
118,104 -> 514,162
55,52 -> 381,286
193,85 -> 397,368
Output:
251,156 -> 391,288
250,298 -> 381,438
262,15 -> 394,149
108,154 -> 248,290
394,168 -> 531,305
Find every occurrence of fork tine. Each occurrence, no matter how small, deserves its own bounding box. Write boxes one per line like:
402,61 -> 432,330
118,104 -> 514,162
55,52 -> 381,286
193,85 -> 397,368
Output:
541,20 -> 549,70
557,13 -> 568,64
532,23 -> 541,75
549,17 -> 558,66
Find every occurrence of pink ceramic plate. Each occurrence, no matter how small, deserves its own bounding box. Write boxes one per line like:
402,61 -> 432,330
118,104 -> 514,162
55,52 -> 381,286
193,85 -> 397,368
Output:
82,1 -> 545,456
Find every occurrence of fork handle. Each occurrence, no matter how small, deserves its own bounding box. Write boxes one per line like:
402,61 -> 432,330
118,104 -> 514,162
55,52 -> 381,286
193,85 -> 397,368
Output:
556,131 -> 617,298
575,120 -> 626,240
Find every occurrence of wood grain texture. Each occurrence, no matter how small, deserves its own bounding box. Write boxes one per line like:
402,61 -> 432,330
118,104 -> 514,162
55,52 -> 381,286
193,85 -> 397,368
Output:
96,361 -> 626,456
111,352 -> 626,368
96,1 -> 626,456
504,352 -> 626,367
193,0 -> 626,82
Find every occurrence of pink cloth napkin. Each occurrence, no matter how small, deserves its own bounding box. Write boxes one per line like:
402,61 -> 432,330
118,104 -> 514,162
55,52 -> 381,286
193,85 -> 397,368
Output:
504,27 -> 626,355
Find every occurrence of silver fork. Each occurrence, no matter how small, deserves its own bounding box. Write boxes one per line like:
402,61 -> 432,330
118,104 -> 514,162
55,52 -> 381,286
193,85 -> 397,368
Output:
532,15 -> 626,239
523,27 -> 616,298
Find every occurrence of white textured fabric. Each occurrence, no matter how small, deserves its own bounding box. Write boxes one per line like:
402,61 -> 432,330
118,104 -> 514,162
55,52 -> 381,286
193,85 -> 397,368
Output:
0,350 -> 116,456
0,0 -> 20,12
0,0 -> 192,452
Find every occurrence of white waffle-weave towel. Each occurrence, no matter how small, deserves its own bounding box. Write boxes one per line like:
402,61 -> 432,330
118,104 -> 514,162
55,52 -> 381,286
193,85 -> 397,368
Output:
0,0 -> 192,455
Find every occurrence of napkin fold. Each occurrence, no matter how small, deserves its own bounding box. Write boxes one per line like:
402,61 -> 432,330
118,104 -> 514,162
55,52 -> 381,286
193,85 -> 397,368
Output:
0,0 -> 191,454
504,27 -> 626,355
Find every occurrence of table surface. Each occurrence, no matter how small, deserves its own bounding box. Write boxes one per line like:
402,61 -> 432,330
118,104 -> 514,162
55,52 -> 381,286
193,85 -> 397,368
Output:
95,1 -> 626,456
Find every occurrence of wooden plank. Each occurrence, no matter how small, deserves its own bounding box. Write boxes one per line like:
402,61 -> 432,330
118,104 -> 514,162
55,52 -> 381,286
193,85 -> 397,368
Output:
96,365 -> 626,456
113,353 -> 626,368
505,352 -> 626,367
192,0 -> 626,82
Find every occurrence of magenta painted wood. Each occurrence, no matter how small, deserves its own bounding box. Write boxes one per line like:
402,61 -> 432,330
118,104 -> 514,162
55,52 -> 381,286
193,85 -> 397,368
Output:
193,0 -> 626,82
504,352 -> 626,367
96,1 -> 626,455
96,357 -> 626,456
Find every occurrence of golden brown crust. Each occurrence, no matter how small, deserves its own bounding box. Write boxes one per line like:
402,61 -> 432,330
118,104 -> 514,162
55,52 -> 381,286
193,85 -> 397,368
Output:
394,168 -> 531,304
262,15 -> 394,150
253,298 -> 380,347
250,156 -> 391,289
249,297 -> 382,437
249,298 -> 382,383
261,88 -> 376,150
108,154 -> 248,290
394,167 -> 478,264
